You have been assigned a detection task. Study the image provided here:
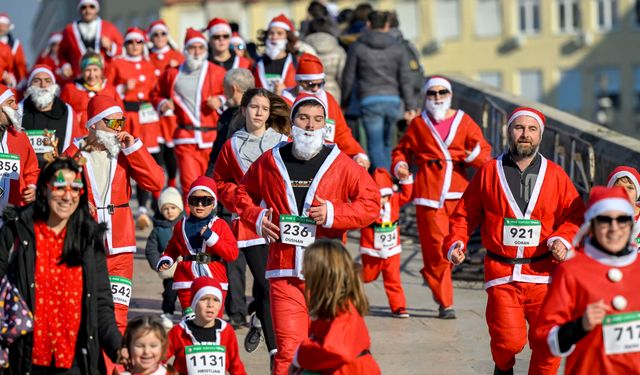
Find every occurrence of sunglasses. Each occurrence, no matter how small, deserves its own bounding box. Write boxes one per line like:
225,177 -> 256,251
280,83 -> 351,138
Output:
188,196 -> 215,207
594,215 -> 633,226
302,81 -> 324,89
152,32 -> 167,37
48,184 -> 84,198
426,89 -> 451,97
126,39 -> 145,45
212,34 -> 230,41
102,118 -> 125,131
80,4 -> 96,10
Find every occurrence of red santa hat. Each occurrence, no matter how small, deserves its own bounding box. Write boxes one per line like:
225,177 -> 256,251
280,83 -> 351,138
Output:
372,168 -> 394,197
147,19 -> 169,36
187,176 -> 218,204
207,18 -> 232,36
28,64 -> 56,86
290,93 -> 327,121
424,76 -> 452,93
607,166 -> 640,200
230,32 -> 245,47
48,32 -> 63,45
295,53 -> 325,82
184,27 -> 207,49
0,83 -> 15,105
507,106 -> 546,131
269,14 -> 295,33
0,13 -> 14,31
190,276 -> 223,312
124,27 -> 148,43
86,95 -> 123,128
77,0 -> 100,11
573,186 -> 636,246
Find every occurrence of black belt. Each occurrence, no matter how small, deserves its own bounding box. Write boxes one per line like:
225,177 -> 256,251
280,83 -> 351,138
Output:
179,125 -> 217,132
486,250 -> 552,265
357,349 -> 371,358
96,203 -> 129,215
123,101 -> 141,112
369,221 -> 398,229
183,253 -> 222,264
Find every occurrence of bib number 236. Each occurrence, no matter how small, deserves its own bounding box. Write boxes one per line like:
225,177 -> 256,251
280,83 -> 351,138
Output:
279,214 -> 317,247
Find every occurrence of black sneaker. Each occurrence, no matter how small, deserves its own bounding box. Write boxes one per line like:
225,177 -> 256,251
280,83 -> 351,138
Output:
244,312 -> 262,352
438,306 -> 456,319
494,365 -> 514,375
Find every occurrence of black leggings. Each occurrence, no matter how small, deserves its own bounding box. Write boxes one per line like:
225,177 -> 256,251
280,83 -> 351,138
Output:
161,144 -> 177,181
244,243 -> 276,351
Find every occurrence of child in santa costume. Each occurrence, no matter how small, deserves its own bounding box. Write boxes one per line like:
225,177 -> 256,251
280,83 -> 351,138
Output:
359,168 -> 413,318
533,186 -> 640,374
119,315 -> 177,375
290,239 -> 381,375
607,166 -> 640,244
157,176 -> 238,314
166,276 -> 247,375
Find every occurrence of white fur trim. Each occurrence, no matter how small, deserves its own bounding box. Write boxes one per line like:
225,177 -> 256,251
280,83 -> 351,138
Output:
185,37 -> 207,48
323,200 -> 334,228
86,105 -> 123,128
0,88 -> 13,104
546,236 -> 572,252
583,241 -> 637,267
77,0 -> 100,11
187,185 -> 217,202
205,231 -> 219,247
547,325 -> 575,357
208,24 -> 232,36
156,255 -> 174,270
291,96 -> 327,120
269,21 -> 291,31
0,16 -> 10,25
607,171 -> 640,200
425,77 -> 452,92
393,161 -> 409,179
507,110 -> 544,129
191,285 -> 222,312
295,73 -> 325,81
149,24 -> 169,35
353,153 -> 369,162
380,188 -> 393,196
399,174 -> 414,184
256,208 -> 268,237
464,143 -> 481,163
585,197 -> 634,222
125,32 -> 145,42
49,33 -> 63,44
122,138 -> 143,155
446,240 -> 464,262
28,67 -> 56,85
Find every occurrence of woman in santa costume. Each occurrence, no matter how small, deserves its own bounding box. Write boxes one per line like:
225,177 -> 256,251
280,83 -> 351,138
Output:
533,186 -> 640,374
607,166 -> 640,244
444,107 -> 585,374
206,18 -> 252,72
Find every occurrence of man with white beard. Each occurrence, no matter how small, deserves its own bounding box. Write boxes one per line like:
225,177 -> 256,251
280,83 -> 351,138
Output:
151,28 -> 226,199
392,76 -> 492,319
20,65 -> 82,167
0,83 -> 39,216
234,93 -> 380,375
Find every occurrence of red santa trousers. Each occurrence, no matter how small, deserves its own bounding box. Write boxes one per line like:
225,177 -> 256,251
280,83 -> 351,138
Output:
361,253 -> 406,312
174,143 -> 211,198
106,252 -> 134,333
486,282 -> 560,374
177,286 -> 227,317
270,277 -> 309,375
416,200 -> 457,308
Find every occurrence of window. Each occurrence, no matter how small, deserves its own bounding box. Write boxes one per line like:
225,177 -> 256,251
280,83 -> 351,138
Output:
595,0 -> 619,30
396,1 -> 420,40
633,67 -> 640,113
518,0 -> 541,35
475,0 -> 502,37
594,67 -> 620,126
435,0 -> 461,41
557,0 -> 581,33
556,70 -> 582,112
519,70 -> 543,101
478,72 -> 502,89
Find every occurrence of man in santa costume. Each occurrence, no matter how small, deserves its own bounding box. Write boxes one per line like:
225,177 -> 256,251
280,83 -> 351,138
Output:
63,95 -> 164,333
0,13 -> 26,87
19,65 -> 82,167
533,186 -> 640,374
0,84 -> 39,216
282,53 -> 369,169
151,28 -> 226,198
207,18 -> 252,72
59,0 -> 123,77
607,166 -> 640,242
0,43 -> 15,89
392,76 -> 492,319
443,107 -> 585,374
36,32 -> 73,85
234,94 -> 380,374
252,14 -> 298,95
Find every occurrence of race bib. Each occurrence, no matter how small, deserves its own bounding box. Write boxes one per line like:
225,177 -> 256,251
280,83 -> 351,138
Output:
186,344 -> 226,375
603,312 -> 640,355
26,130 -> 55,154
265,74 -> 281,91
139,103 -> 160,124
502,218 -> 541,247
374,223 -> 398,250
0,153 -> 20,180
279,215 -> 317,247
109,276 -> 132,307
324,119 -> 336,143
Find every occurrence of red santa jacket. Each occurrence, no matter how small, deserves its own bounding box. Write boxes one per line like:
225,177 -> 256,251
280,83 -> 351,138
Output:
230,55 -> 252,70
149,47 -> 185,74
392,110 -> 492,209
235,143 -> 380,279
0,128 -> 39,212
158,216 -> 238,290
252,54 -> 296,91
151,62 -> 225,149
359,178 -> 413,259
18,98 -> 82,152
60,80 -> 124,135
35,52 -> 70,86
167,319 -> 247,375
59,18 -> 124,76
1,38 -> 27,84
63,138 -> 164,255
0,44 -> 14,86
294,303 -> 381,375
533,242 -> 640,374
443,153 -> 585,289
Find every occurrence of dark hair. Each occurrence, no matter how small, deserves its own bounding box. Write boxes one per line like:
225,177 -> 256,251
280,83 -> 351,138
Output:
238,88 -> 291,135
230,22 -> 239,33
258,29 -> 299,55
368,10 -> 389,30
34,158 -> 106,266
308,1 -> 329,19
353,3 -> 374,23
122,315 -> 175,372
308,17 -> 334,35
337,9 -> 354,25
387,11 -> 399,28
291,99 -> 325,119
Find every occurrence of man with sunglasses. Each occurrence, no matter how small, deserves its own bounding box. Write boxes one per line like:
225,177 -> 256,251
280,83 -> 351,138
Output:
59,0 -> 123,77
443,107 -> 585,375
392,76 -> 492,320
63,95 -> 164,335
207,18 -> 252,72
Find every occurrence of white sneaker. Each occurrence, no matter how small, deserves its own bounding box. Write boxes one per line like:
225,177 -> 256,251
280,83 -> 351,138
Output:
159,313 -> 174,330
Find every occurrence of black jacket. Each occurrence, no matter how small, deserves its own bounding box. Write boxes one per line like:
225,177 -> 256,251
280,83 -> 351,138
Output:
144,212 -> 182,270
0,205 -> 122,374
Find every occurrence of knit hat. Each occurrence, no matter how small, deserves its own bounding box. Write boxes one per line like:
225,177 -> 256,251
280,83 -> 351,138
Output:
48,32 -> 63,45
372,168 -> 394,197
269,14 -> 295,33
190,276 -> 223,313
424,76 -> 452,93
147,19 -> 169,36
507,107 -> 546,132
0,13 -> 14,31
86,95 -> 123,128
0,84 -> 15,105
207,18 -> 232,36
184,28 -> 207,49
573,186 -> 636,246
77,0 -> 100,11
28,64 -> 56,86
80,53 -> 104,71
295,53 -> 325,82
187,176 -> 218,206
290,92 -> 327,120
158,187 -> 184,212
607,166 -> 640,200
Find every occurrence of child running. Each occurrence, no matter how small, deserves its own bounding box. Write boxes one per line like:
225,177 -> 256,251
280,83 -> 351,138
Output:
118,315 -> 176,375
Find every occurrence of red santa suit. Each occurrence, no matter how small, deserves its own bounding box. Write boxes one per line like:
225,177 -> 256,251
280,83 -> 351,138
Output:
0,43 -> 14,88
35,32 -> 69,86
62,95 -> 165,332
442,108 -> 584,374
293,303 -> 381,375
166,277 -> 247,375
0,14 -> 26,86
533,186 -> 640,374
359,169 -> 413,313
149,44 -> 184,148
150,28 -> 225,197
391,77 -> 492,309
206,18 -> 253,72
252,15 -> 297,92
60,79 -> 123,137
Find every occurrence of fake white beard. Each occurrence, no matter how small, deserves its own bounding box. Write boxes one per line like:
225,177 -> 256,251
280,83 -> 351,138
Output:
95,129 -> 121,157
425,97 -> 452,122
26,84 -> 59,111
185,52 -> 207,71
265,39 -> 287,60
2,106 -> 22,131
291,126 -> 325,160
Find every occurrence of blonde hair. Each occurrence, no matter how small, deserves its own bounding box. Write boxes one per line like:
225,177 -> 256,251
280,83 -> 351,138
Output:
303,239 -> 369,319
